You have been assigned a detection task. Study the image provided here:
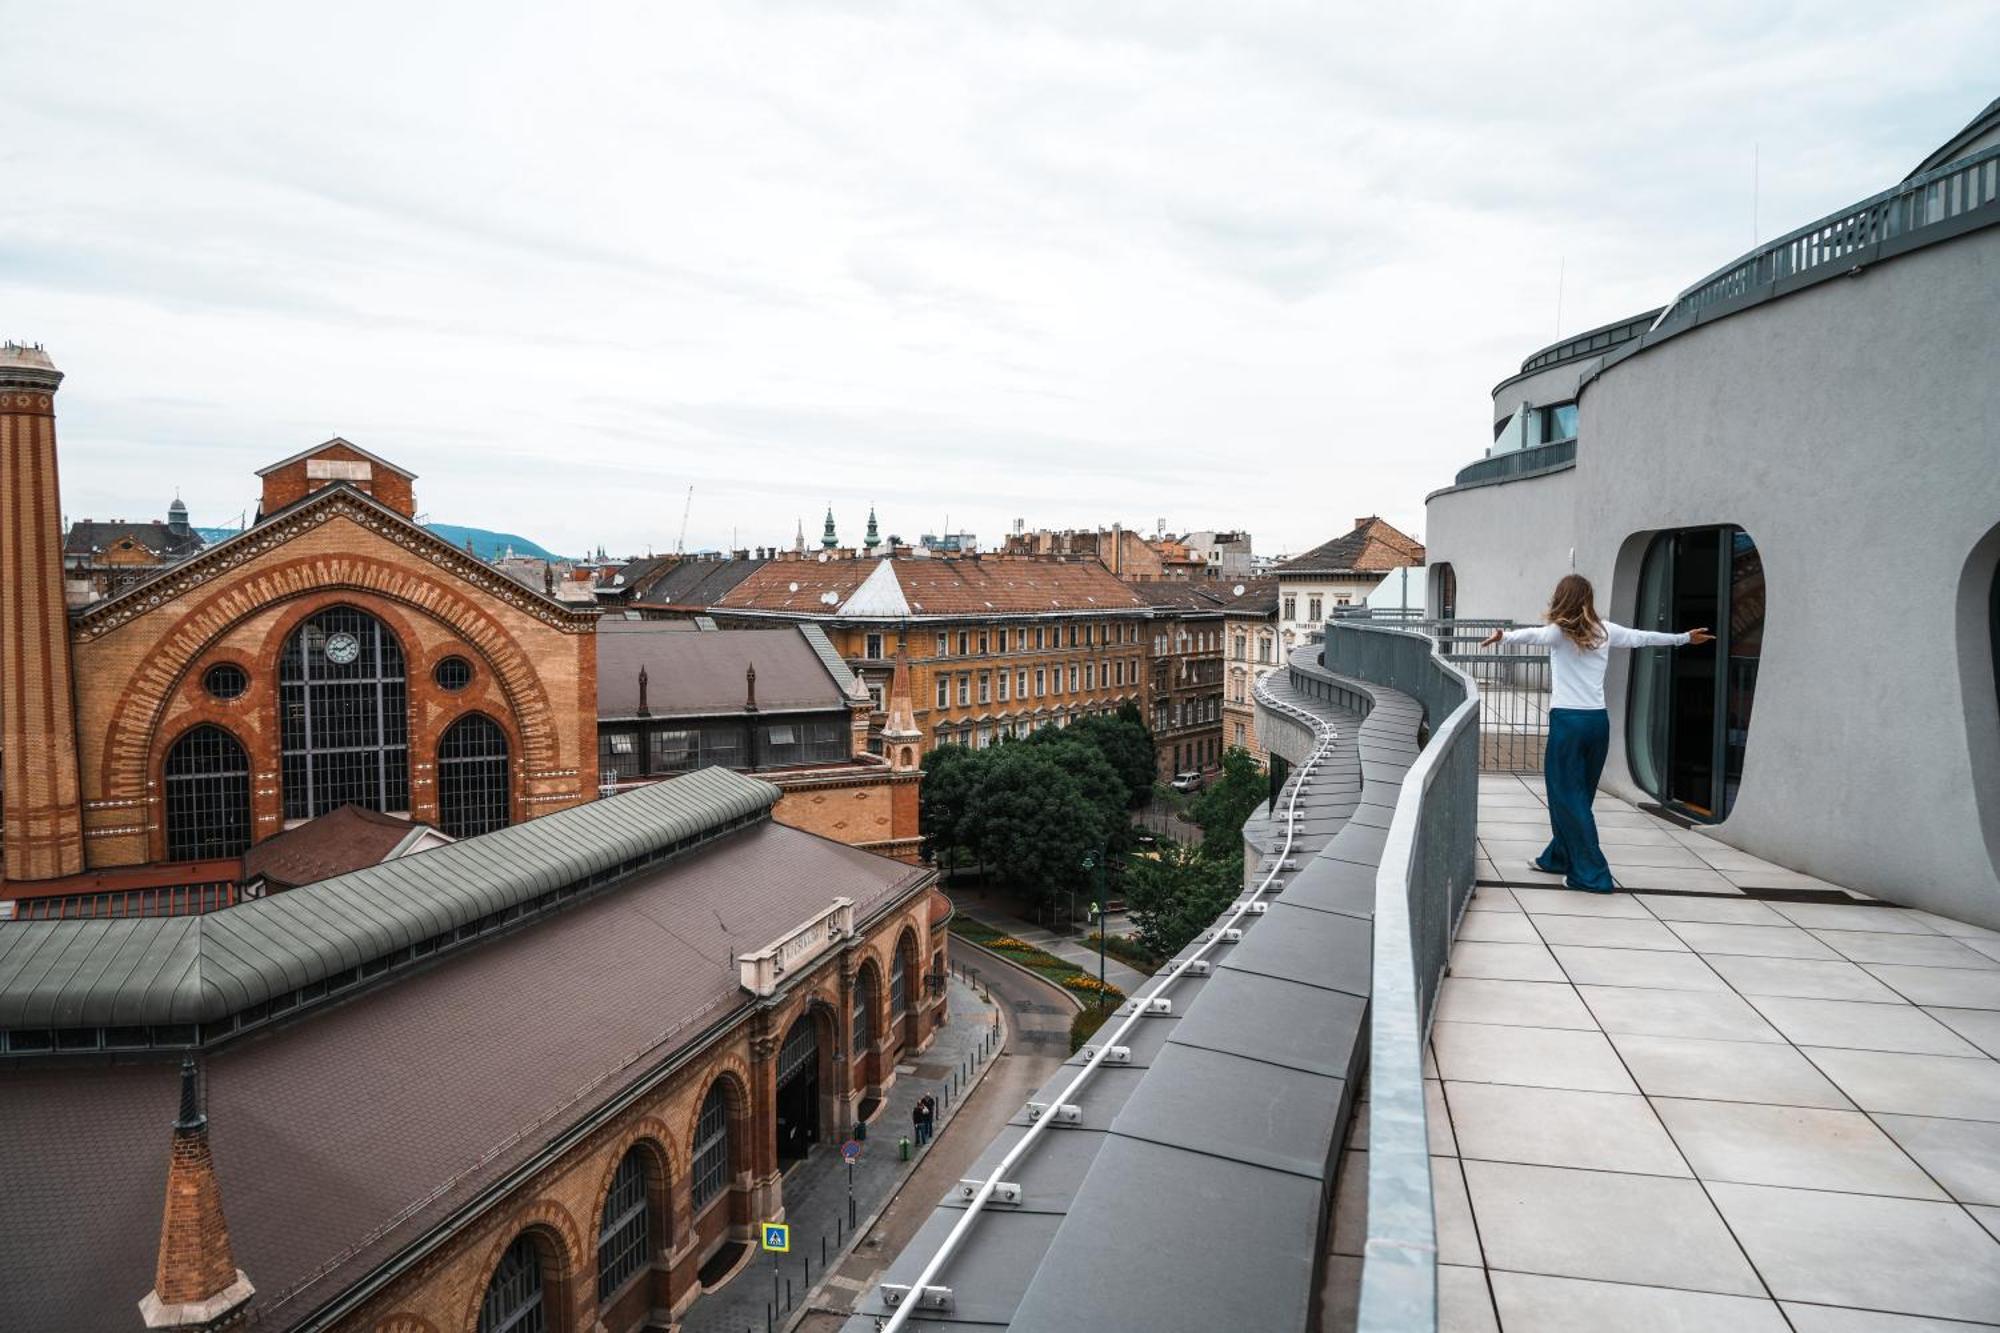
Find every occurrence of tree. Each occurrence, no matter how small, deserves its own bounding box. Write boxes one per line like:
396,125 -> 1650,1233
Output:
1189,747 -> 1267,847
1070,706 -> 1157,806
1125,843 -> 1244,959
965,746 -> 1104,910
918,743 -> 980,874
1024,730 -> 1134,856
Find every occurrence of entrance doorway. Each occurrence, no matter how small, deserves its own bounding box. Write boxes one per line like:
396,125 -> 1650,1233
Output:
1628,525 -> 1765,821
774,1013 -> 820,1167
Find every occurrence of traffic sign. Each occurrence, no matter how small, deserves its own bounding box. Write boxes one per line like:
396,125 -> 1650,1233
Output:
841,1139 -> 864,1164
761,1222 -> 790,1253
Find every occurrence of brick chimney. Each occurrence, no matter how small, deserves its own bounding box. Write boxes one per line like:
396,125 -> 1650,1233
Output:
0,342 -> 86,880
139,1059 -> 253,1330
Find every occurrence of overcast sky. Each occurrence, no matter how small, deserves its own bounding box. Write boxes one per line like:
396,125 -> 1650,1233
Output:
3,3 -> 1993,558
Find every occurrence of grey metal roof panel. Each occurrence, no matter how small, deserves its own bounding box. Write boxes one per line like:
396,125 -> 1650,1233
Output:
1111,1040 -> 1346,1180
938,1122 -> 1114,1219
1008,1135 -> 1326,1333
1279,855 -> 1377,920
852,1207 -> 1067,1326
1218,900 -> 1372,998
1167,968 -> 1366,1081
0,768 -> 783,1032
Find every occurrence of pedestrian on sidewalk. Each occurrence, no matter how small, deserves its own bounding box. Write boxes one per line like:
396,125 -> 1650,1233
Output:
918,1094 -> 937,1145
1482,575 -> 1710,894
911,1095 -> 928,1147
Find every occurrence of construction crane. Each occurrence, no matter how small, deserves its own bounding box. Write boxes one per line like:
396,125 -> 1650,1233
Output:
676,485 -> 693,555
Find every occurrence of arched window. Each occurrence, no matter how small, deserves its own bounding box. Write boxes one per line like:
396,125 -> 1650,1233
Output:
889,944 -> 908,1017
280,606 -> 408,820
596,1149 -> 653,1302
690,1082 -> 730,1212
852,965 -> 877,1055
439,714 -> 511,838
478,1234 -> 546,1333
1434,562 -> 1457,622
164,725 -> 252,860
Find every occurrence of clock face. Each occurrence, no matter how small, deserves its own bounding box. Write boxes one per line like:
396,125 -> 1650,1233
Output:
323,631 -> 361,666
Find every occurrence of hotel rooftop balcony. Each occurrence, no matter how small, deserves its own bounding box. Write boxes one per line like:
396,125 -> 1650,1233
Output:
838,622 -> 2000,1331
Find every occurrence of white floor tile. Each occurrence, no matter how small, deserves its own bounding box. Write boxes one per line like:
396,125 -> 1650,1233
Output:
1609,1033 -> 1852,1108
1430,1021 -> 1636,1092
1707,1182 -> 2000,1323
1772,903 -> 1944,935
1552,945 -> 1729,992
1652,1098 -> 1946,1198
1747,996 -> 1984,1056
1489,1272 -> 1790,1332
1435,977 -> 1599,1030
1666,921 -> 1841,959
1874,1114 -> 2000,1205
1704,955 -> 1906,1003
1449,940 -> 1566,982
1447,1082 -> 1688,1175
1811,929 -> 2000,969
1579,985 -> 1785,1043
1534,914 -> 1690,951
1802,1047 -> 2000,1120
1863,965 -> 2000,1010
1463,1160 -> 1764,1296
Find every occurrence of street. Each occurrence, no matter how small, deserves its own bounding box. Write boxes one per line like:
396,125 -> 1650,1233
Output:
792,943 -> 1077,1331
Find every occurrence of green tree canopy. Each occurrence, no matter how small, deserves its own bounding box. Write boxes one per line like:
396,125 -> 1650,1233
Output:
918,742 -> 980,868
1189,746 -> 1268,846
1068,706 -> 1157,806
965,745 -> 1104,909
1125,843 -> 1244,959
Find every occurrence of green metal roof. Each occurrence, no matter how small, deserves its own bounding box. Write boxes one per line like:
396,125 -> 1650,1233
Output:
0,767 -> 780,1032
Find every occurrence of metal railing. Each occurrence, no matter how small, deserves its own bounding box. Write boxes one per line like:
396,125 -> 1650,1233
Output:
1447,438 -> 1576,491
1656,143 -> 2000,333
1332,616 -> 1549,773
1320,624 -> 1481,1333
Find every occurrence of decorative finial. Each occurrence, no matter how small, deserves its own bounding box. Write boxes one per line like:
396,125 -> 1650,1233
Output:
637,664 -> 650,716
745,662 -> 759,711
174,1056 -> 206,1134
821,507 -> 838,549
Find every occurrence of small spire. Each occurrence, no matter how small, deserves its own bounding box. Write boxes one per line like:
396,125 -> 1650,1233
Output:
821,507 -> 838,549
864,506 -> 881,552
745,662 -> 759,712
174,1056 -> 205,1134
637,665 -> 650,716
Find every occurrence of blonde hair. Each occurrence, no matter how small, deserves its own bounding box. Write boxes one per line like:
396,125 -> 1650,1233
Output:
1546,574 -> 1605,650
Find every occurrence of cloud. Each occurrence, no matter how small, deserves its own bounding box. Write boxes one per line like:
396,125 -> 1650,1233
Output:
1,0 -> 1993,557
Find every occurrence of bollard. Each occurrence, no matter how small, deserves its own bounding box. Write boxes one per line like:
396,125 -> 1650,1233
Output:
786,1276 -> 792,1311
822,1235 -> 827,1267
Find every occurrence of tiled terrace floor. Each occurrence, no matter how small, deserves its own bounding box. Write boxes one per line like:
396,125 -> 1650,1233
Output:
1334,771 -> 2000,1331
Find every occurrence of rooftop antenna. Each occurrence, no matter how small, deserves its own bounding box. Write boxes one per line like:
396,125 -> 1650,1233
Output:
1752,141 -> 1760,246
1554,255 -> 1565,338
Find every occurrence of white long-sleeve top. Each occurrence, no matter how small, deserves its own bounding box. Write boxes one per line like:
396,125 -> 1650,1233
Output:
1499,621 -> 1692,710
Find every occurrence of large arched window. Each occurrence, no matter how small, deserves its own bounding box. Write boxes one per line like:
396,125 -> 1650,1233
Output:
164,725 -> 252,860
596,1148 -> 653,1302
439,714 -> 511,838
889,943 -> 908,1018
1627,526 -> 1764,821
478,1234 -> 546,1333
690,1082 -> 731,1213
852,963 -> 878,1056
280,606 -> 409,820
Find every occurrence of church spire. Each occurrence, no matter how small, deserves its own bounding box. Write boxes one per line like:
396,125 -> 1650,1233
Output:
821,507 -> 838,550
864,506 -> 881,552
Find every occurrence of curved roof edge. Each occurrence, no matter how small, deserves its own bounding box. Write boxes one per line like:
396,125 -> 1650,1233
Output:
0,768 -> 782,1032
1907,96 -> 2000,179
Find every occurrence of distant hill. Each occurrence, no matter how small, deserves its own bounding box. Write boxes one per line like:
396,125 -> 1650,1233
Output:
187,520 -> 564,563
422,523 -> 565,562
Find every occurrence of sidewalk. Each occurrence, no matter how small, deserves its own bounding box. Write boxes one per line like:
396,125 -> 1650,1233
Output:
956,904 -> 1153,995
679,976 -> 1001,1333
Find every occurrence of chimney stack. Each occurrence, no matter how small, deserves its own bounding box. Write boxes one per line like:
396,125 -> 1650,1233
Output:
0,342 -> 86,880
139,1059 -> 254,1329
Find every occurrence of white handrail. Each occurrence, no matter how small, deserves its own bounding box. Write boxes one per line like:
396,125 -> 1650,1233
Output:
877,676 -> 1340,1330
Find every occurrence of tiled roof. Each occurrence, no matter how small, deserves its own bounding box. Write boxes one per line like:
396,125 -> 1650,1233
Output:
1274,517 -> 1425,576
0,812 -> 930,1333
596,624 -> 848,718
240,805 -> 437,890
718,556 -> 1153,619
1125,576 -> 1279,614
63,519 -> 204,559
254,436 -> 416,480
627,556 -> 768,606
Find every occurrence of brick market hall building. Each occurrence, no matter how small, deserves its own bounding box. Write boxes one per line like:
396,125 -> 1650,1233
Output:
0,345 -> 950,1332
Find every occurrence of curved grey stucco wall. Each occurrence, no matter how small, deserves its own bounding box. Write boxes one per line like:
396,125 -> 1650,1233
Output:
1427,225 -> 2000,927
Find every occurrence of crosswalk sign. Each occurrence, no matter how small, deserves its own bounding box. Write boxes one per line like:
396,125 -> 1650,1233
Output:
761,1222 -> 790,1253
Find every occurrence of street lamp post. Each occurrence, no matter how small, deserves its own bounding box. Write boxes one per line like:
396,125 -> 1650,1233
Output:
1081,848 -> 1106,1011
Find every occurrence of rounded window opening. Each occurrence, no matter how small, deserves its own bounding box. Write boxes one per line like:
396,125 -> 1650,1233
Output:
434,655 -> 474,692
203,663 -> 249,701
1626,525 -> 1764,822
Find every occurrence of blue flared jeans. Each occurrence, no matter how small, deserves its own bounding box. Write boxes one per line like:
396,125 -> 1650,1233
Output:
1539,707 -> 1614,892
